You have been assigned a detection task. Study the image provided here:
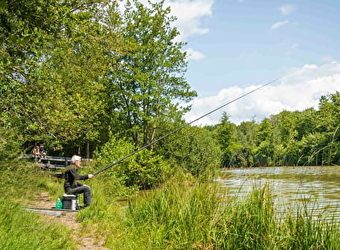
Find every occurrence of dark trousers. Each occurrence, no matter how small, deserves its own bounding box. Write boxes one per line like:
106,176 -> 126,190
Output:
66,185 -> 91,205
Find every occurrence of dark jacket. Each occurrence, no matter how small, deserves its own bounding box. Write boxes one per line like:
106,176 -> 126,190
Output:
64,165 -> 89,192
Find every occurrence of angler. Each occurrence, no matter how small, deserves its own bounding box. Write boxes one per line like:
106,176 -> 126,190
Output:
63,155 -> 95,207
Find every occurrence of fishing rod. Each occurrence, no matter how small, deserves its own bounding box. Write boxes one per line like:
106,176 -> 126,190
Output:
93,78 -> 280,176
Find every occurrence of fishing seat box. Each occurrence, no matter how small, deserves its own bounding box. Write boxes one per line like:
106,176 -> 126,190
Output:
62,194 -> 78,210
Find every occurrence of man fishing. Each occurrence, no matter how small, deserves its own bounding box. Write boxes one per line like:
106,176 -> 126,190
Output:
64,155 -> 94,207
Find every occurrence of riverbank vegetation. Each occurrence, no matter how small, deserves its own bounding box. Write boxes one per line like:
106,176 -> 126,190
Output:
1,165 -> 340,249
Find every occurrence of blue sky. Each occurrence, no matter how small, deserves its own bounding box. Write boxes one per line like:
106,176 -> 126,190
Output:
141,0 -> 340,124
185,0 -> 339,94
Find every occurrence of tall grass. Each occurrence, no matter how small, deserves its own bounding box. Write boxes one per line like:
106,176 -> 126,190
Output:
2,162 -> 340,249
89,176 -> 340,250
98,175 -> 223,249
217,185 -> 278,249
279,202 -> 340,249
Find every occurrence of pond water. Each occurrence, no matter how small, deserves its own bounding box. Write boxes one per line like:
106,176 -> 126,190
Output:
216,166 -> 340,221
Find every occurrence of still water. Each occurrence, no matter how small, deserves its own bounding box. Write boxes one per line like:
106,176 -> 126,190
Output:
217,166 -> 340,221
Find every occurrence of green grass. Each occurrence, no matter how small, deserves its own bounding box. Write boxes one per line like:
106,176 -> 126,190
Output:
87,177 -> 340,250
0,163 -> 75,250
0,202 -> 75,250
2,162 -> 340,250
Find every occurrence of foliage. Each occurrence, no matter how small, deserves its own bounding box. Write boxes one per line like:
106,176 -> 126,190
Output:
21,21 -> 110,152
157,125 -> 222,178
94,135 -> 172,190
214,112 -> 240,167
214,92 -> 340,167
1,0 -> 197,163
0,122 -> 24,162
123,150 -> 172,190
0,0 -> 111,154
83,177 -> 340,250
102,0 -> 196,148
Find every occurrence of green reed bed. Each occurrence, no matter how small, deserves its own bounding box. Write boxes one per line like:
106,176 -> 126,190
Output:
98,178 -> 340,250
3,163 -> 340,249
278,202 -> 340,250
100,178 -> 223,250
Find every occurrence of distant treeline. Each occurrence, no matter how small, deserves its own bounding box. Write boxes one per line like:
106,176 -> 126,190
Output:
210,91 -> 340,167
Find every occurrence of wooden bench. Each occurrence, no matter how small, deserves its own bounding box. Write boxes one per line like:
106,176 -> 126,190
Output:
19,154 -> 92,169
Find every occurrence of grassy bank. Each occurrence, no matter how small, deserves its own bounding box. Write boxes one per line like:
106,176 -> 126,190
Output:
0,163 -> 75,249
0,203 -> 75,249
1,163 -> 340,249
80,174 -> 340,250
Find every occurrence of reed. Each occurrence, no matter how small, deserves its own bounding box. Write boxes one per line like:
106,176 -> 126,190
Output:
97,178 -> 340,250
2,163 -> 340,249
100,175 -> 222,249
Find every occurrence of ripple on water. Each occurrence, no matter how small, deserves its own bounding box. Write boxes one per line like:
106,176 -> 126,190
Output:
217,166 -> 340,222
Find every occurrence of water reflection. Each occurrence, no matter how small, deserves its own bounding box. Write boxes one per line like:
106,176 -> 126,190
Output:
217,166 -> 340,221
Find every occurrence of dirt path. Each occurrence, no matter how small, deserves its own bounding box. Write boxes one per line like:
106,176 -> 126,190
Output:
30,192 -> 109,250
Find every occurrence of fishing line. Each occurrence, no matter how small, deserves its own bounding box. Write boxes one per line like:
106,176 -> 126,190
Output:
93,77 -> 280,176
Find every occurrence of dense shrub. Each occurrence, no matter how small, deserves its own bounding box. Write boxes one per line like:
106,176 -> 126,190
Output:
94,136 -> 172,190
157,126 -> 222,178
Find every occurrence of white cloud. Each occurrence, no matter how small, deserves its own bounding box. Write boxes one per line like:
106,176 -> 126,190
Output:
118,0 -> 213,59
271,20 -> 289,30
184,61 -> 340,125
280,4 -> 295,15
186,48 -> 206,61
118,0 -> 214,40
166,0 -> 214,40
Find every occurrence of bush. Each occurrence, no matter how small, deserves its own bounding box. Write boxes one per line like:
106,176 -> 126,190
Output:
157,126 -> 222,178
94,136 -> 172,190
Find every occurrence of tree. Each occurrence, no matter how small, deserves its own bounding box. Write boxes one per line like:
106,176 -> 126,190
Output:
215,112 -> 239,167
253,118 -> 274,166
314,92 -> 340,165
234,120 -> 258,167
0,0 -> 111,155
295,108 -> 317,140
157,126 -> 222,177
22,16 -> 114,154
102,0 -> 196,148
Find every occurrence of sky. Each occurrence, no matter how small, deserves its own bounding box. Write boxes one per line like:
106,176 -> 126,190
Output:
140,0 -> 340,125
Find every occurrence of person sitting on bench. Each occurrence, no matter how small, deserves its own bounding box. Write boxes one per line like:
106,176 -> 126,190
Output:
32,145 -> 40,155
63,155 -> 94,207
